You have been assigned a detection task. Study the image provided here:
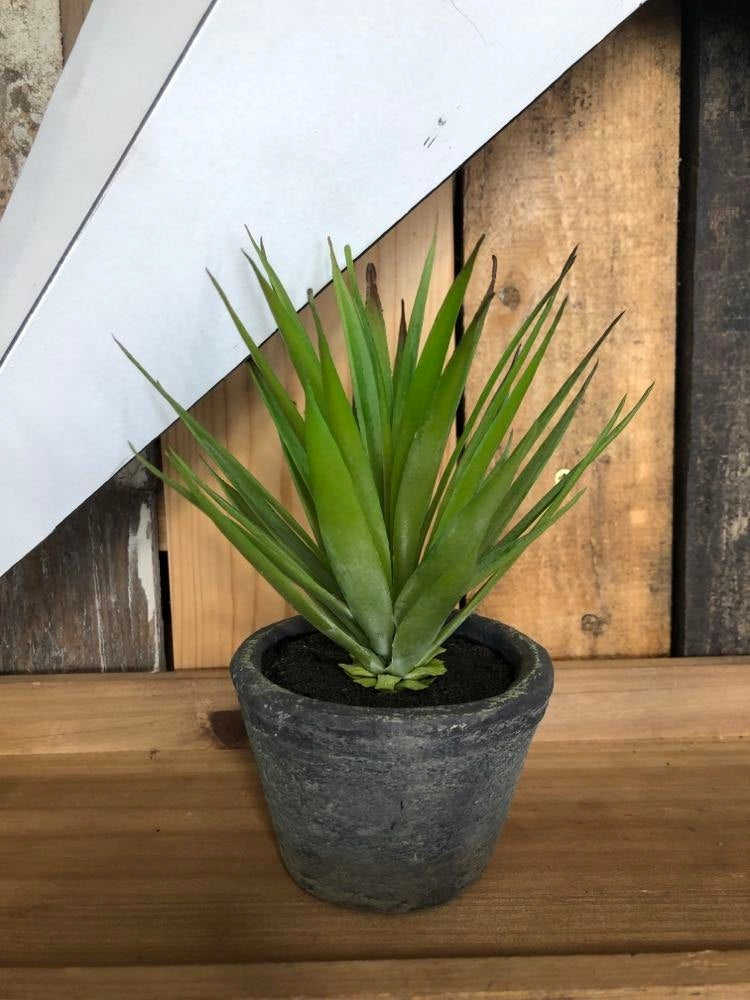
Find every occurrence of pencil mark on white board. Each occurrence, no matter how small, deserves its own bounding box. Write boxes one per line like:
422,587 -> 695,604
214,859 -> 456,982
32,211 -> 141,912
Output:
448,0 -> 487,45
424,117 -> 448,149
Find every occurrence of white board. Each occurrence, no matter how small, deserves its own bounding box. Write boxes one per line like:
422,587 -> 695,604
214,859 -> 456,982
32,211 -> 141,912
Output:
0,0 -> 212,360
0,0 -> 642,575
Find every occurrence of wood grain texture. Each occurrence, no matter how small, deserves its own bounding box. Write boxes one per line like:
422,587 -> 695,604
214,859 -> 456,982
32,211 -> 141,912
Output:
4,950 -> 750,999
162,183 -> 455,668
0,739 -> 747,968
674,0 -> 750,655
1,662 -> 747,991
1,656 -> 749,756
0,478 -> 164,673
59,0 -> 93,61
462,1 -> 680,658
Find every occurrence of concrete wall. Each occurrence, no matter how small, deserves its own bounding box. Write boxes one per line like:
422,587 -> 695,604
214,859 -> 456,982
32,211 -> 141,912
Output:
0,0 -> 61,216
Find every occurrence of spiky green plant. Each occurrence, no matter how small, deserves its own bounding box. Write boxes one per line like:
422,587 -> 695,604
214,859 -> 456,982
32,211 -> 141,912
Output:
120,235 -> 650,692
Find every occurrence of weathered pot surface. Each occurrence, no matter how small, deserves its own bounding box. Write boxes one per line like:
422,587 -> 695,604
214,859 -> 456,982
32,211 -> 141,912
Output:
230,613 -> 553,912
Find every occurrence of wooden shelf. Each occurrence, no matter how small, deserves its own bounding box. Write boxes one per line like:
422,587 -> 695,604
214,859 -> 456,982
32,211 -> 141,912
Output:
1,657 -> 749,998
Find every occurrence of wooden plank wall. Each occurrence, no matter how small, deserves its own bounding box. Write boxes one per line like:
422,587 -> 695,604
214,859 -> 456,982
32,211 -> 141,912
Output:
162,2 -> 681,667
463,0 -> 680,659
162,187 -> 455,668
160,4 -> 682,669
0,466 -> 164,674
0,0 -> 164,673
11,0 -> 747,670
674,0 -> 750,656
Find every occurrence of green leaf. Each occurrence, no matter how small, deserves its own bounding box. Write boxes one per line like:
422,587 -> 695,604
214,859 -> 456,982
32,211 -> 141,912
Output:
390,237 -> 484,511
203,461 -> 333,587
206,269 -> 305,443
305,392 -> 394,658
455,246 -> 577,464
401,659 -> 447,680
339,662 -> 380,686
431,294 -> 570,543
424,346 -> 518,538
116,337 -> 318,530
117,337 -> 324,551
391,260 -> 497,590
328,241 -> 389,500
435,305 -> 623,548
246,231 -> 312,328
373,673 -> 401,692
167,449 -> 369,635
130,443 -> 384,673
392,232 -> 436,426
344,248 -> 393,408
339,662 -> 377,678
477,384 -> 653,584
316,311 -> 392,584
241,352 -> 320,535
390,364 -> 595,672
243,250 -> 322,395
424,489 -> 588,662
426,246 -> 578,532
124,237 -> 652,687
480,362 -> 600,548
392,298 -> 408,385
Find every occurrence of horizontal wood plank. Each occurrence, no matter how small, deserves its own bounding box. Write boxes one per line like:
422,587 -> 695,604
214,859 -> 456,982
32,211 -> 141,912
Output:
0,740 -> 748,969
1,657 -> 748,756
3,950 -> 750,999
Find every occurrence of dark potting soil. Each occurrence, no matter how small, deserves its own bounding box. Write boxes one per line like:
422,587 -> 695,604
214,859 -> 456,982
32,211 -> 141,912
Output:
262,630 -> 517,708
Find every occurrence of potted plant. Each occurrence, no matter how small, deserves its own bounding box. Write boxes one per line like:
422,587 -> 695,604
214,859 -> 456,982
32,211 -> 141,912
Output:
121,234 -> 650,912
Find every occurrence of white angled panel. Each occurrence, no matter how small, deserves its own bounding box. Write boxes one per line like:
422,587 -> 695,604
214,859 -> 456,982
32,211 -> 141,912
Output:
0,0 -> 212,359
0,0 -> 642,575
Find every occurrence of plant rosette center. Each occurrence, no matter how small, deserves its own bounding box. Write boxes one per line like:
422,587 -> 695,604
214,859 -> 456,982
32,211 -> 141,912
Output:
339,657 -> 447,692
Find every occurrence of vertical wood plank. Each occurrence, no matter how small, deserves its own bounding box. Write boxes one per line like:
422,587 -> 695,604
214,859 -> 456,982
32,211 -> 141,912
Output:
462,1 -> 680,659
674,0 -> 750,655
163,184 -> 454,668
0,475 -> 164,674
59,0 -> 93,61
0,0 -> 165,673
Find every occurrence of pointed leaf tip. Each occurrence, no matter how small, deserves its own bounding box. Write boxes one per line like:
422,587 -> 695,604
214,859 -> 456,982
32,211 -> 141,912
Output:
560,245 -> 578,276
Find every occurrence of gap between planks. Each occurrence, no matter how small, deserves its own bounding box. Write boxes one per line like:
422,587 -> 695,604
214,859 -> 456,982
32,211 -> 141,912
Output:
2,950 -> 750,999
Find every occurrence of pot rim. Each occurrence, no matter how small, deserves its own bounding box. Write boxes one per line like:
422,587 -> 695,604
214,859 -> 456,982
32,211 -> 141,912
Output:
230,613 -> 553,727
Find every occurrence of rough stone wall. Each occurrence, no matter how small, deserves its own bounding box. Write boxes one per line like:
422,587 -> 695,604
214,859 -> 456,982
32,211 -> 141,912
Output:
0,0 -> 62,215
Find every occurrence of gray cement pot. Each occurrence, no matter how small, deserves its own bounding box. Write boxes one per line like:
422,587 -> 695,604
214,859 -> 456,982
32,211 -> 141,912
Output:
230,613 -> 553,912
